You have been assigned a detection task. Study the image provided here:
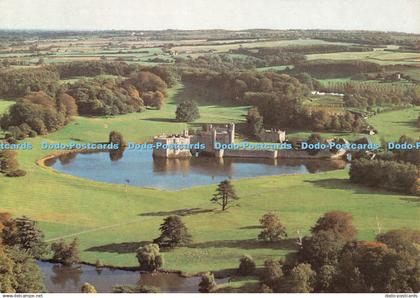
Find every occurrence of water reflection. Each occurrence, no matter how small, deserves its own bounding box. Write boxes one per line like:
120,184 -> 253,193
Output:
37,261 -> 224,293
46,149 -> 346,190
50,264 -> 82,290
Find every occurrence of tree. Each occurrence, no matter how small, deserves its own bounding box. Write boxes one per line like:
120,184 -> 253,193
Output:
258,213 -> 287,242
311,210 -> 357,242
109,131 -> 126,147
57,92 -> 78,118
175,100 -> 200,122
0,150 -> 19,173
211,180 -> 239,211
198,272 -> 216,293
281,263 -> 316,293
260,259 -> 284,291
334,240 -> 419,293
299,229 -> 347,271
153,216 -> 192,248
0,245 -> 16,292
136,243 -> 164,272
51,238 -> 80,265
81,282 -> 97,293
130,71 -> 167,93
0,245 -> 45,293
150,91 -> 165,110
246,107 -> 264,139
1,216 -> 46,258
376,229 -> 420,255
238,255 -> 256,276
315,264 -> 337,292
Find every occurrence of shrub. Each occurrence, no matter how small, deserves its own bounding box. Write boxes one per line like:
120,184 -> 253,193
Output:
109,131 -> 126,147
198,272 -> 216,293
51,238 -> 81,265
95,259 -> 104,269
0,150 -> 19,173
136,244 -> 164,272
112,285 -> 159,293
81,283 -> 97,293
238,255 -> 256,276
350,159 -> 418,194
175,100 -> 200,122
5,169 -> 26,177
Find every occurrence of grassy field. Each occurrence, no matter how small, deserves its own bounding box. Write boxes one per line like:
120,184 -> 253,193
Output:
306,49 -> 420,65
367,107 -> 420,142
0,85 -> 418,275
0,99 -> 14,114
171,39 -> 352,54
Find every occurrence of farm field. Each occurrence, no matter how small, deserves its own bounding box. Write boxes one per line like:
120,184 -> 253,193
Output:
306,49 -> 420,65
171,38 -> 353,54
0,85 -> 418,274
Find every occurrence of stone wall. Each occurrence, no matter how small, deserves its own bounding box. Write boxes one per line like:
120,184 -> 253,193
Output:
217,149 -> 278,159
277,149 -> 346,160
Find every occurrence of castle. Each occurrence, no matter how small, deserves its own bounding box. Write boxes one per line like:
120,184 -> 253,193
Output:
152,123 -> 235,158
153,123 -> 347,160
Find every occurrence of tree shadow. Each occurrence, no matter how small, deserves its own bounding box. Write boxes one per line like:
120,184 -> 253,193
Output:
238,225 -> 262,230
305,178 -> 401,196
392,120 -> 417,129
187,238 -> 298,250
139,208 -> 215,217
86,241 -> 151,254
400,196 -> 420,206
142,117 -> 177,123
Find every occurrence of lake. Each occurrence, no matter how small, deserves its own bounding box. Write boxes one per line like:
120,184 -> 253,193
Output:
38,261 -> 228,293
45,149 -> 346,190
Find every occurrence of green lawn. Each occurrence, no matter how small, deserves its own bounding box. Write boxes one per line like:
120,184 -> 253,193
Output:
368,107 -> 420,142
0,85 -> 418,275
0,99 -> 14,114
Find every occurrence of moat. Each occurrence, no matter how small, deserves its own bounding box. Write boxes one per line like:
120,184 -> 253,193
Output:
38,261 -> 229,293
45,150 -> 346,190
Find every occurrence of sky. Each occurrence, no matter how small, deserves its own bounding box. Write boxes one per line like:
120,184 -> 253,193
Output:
0,0 -> 419,33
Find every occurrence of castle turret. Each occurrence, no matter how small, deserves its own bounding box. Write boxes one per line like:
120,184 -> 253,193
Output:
228,123 -> 235,144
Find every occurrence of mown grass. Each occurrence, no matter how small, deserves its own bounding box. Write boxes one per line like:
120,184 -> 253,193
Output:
0,85 -> 418,274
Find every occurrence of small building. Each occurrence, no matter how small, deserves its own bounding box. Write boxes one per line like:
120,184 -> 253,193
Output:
191,123 -> 235,153
152,130 -> 192,158
259,129 -> 286,143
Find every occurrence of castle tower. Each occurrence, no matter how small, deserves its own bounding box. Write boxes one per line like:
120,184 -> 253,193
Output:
228,123 -> 235,144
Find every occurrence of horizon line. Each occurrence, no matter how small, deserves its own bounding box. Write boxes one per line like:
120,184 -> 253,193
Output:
0,27 -> 419,35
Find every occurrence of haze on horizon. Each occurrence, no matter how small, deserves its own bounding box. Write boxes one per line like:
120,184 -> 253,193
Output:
0,0 -> 419,34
